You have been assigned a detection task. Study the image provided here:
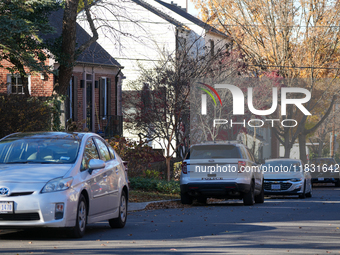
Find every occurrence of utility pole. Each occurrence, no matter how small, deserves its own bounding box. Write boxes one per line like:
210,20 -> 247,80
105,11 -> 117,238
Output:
331,104 -> 336,158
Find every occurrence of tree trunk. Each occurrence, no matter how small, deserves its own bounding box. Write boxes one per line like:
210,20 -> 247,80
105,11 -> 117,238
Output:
55,0 -> 79,95
299,132 -> 307,164
166,156 -> 171,182
318,140 -> 323,157
283,127 -> 291,158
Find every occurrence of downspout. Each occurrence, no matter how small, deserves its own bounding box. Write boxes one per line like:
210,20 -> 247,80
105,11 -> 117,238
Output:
115,69 -> 122,116
115,68 -> 123,137
82,64 -> 86,131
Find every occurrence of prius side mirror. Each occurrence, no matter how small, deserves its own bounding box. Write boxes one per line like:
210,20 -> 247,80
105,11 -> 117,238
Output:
88,159 -> 105,174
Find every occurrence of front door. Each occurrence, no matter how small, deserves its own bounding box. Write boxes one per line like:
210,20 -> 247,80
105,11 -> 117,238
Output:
86,82 -> 93,130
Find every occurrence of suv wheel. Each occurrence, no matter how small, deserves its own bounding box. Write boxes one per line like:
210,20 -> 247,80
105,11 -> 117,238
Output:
254,182 -> 264,203
335,179 -> 340,187
197,197 -> 207,204
181,192 -> 193,205
243,181 -> 255,205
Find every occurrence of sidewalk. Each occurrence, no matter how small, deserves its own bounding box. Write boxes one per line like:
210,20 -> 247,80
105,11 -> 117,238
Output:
128,201 -> 153,211
128,199 -> 179,211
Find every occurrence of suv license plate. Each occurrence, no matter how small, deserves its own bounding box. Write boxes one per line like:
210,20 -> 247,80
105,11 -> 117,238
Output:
271,184 -> 281,190
0,201 -> 13,214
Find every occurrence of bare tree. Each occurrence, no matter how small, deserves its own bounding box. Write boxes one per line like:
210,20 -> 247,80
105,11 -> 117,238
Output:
124,37 -> 232,181
56,0 -> 143,95
308,101 -> 340,157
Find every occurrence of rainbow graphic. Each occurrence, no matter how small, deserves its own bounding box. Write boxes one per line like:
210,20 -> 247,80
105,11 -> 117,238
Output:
197,82 -> 222,107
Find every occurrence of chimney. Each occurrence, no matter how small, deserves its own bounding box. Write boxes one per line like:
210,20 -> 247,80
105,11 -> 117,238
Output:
170,1 -> 187,12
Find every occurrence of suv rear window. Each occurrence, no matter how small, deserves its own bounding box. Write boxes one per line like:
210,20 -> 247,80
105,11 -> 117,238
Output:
187,145 -> 242,159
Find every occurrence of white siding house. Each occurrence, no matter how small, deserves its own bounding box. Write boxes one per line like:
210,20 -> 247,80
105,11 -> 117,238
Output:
78,0 -> 231,88
78,0 -> 231,154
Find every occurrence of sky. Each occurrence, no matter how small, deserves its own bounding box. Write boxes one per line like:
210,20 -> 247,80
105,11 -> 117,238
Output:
162,0 -> 200,17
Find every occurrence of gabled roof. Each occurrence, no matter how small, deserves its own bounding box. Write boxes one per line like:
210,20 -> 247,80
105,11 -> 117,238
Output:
43,8 -> 122,68
153,0 -> 229,39
130,0 -> 188,30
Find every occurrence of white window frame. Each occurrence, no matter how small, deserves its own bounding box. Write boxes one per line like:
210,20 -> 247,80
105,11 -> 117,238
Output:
7,74 -> 31,95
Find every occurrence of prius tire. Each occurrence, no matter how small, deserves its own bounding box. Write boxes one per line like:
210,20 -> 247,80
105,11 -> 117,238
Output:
70,194 -> 87,238
109,190 -> 127,228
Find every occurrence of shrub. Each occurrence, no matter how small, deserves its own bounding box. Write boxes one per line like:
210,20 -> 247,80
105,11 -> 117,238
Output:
143,169 -> 161,179
156,181 -> 180,194
130,177 -> 180,194
109,136 -> 165,177
0,95 -> 52,138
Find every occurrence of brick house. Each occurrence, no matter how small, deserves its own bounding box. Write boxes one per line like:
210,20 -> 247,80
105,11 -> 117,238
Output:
0,9 -> 124,137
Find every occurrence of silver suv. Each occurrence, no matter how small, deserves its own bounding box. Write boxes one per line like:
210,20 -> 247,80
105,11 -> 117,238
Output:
180,141 -> 264,205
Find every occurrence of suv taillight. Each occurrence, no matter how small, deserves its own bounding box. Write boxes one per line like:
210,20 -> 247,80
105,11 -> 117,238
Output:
238,161 -> 246,172
182,162 -> 187,174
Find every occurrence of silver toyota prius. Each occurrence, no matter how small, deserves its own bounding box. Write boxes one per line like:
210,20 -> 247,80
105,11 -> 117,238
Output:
0,132 -> 129,238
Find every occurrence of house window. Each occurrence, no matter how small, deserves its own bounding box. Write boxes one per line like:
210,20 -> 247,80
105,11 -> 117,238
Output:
86,73 -> 92,81
11,76 -> 23,94
99,77 -> 111,117
7,74 -> 31,95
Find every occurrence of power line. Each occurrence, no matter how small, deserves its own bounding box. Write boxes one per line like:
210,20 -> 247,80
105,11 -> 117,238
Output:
248,64 -> 340,70
95,19 -> 340,28
114,57 -> 161,61
221,24 -> 340,28
83,15 -> 340,29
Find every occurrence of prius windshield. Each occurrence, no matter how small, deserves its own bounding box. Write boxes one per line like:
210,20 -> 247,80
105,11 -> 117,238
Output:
0,138 -> 80,164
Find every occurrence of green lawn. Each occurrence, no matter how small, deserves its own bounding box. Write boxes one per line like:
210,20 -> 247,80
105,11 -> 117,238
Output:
129,190 -> 180,203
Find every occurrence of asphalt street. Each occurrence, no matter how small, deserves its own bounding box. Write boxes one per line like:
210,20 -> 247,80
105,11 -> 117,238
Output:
0,185 -> 339,254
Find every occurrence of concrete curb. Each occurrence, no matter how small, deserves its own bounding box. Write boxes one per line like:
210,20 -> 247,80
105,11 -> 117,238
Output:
128,199 -> 180,212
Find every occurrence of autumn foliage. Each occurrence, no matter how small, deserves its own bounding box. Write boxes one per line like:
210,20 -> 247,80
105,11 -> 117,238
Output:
109,136 -> 165,177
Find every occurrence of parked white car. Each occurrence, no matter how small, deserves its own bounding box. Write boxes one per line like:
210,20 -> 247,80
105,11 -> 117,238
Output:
0,132 -> 129,238
262,158 -> 312,198
180,141 -> 264,205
